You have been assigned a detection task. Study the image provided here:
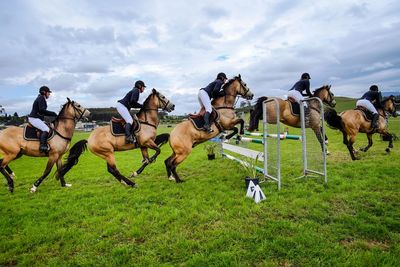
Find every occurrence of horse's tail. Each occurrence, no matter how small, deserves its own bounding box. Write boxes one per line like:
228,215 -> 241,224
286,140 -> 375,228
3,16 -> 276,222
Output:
324,108 -> 343,131
155,133 -> 170,147
248,96 -> 268,132
57,140 -> 88,179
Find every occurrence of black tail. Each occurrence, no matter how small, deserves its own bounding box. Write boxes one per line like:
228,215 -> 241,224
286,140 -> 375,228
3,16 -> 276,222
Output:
58,140 -> 88,178
154,133 -> 170,147
324,108 -> 343,131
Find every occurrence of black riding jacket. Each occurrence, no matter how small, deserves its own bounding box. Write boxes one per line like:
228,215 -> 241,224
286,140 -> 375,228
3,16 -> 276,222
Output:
360,91 -> 382,107
201,79 -> 226,99
29,94 -> 57,120
289,79 -> 312,97
118,87 -> 143,109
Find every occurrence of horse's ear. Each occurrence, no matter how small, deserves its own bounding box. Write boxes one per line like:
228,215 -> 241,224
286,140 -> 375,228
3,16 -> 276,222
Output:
238,74 -> 241,79
67,97 -> 71,103
152,88 -> 157,94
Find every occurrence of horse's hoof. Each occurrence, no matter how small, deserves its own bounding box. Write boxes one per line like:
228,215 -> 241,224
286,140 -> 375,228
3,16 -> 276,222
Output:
30,185 -> 37,193
64,183 -> 72,187
130,172 -> 138,178
326,150 -> 330,155
385,148 -> 391,153
131,183 -> 138,188
168,176 -> 176,182
8,186 -> 14,193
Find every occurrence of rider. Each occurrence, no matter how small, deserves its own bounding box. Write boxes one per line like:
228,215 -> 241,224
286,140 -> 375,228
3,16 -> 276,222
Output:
28,86 -> 58,153
356,85 -> 382,130
288,72 -> 312,105
198,72 -> 228,133
117,80 -> 146,144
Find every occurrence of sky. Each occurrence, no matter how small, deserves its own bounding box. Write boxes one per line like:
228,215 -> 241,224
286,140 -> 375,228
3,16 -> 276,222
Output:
0,0 -> 399,116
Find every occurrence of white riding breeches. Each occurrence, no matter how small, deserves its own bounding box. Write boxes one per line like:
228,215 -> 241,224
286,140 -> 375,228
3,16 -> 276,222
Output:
356,99 -> 378,114
28,117 -> 50,132
198,89 -> 212,113
116,102 -> 133,124
287,90 -> 304,103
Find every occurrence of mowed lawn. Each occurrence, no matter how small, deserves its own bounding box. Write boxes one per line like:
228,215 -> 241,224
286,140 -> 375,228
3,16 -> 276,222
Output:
1,123 -> 399,266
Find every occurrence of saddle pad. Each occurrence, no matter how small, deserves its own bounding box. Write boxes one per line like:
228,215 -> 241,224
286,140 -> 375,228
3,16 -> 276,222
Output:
287,100 -> 300,117
23,124 -> 55,141
188,109 -> 219,131
355,106 -> 373,121
110,117 -> 141,136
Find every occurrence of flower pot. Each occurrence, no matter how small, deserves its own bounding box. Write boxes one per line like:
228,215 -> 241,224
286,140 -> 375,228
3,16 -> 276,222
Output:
207,154 -> 216,160
245,177 -> 259,188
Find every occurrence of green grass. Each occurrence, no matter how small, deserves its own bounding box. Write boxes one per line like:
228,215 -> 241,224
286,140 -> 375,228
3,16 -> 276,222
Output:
1,123 -> 400,266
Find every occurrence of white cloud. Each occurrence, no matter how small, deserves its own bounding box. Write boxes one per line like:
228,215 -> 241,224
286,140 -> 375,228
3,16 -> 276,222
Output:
0,0 -> 400,116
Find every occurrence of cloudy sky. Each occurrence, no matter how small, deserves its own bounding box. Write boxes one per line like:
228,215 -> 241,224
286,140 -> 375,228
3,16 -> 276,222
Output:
0,0 -> 399,116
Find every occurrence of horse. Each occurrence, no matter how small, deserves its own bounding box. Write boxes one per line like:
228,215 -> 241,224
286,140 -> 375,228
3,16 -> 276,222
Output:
324,96 -> 398,160
59,89 -> 175,187
248,85 -> 336,151
0,98 -> 90,193
164,74 -> 254,183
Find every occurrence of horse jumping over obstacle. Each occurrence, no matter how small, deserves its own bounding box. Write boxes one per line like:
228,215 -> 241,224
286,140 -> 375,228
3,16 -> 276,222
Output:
248,85 -> 336,151
0,98 -> 90,192
165,75 -> 254,183
324,96 -> 398,160
59,89 -> 175,187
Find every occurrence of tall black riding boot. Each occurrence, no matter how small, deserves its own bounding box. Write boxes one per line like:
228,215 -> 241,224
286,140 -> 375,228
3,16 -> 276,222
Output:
372,113 -> 379,130
124,123 -> 135,144
203,112 -> 213,133
39,131 -> 50,153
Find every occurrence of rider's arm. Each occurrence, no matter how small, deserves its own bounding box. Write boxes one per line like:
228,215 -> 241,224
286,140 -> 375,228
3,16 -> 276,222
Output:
130,89 -> 143,109
38,97 -> 57,117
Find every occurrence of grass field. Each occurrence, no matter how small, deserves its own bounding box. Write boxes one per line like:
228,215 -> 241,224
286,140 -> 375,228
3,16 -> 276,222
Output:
1,118 -> 400,266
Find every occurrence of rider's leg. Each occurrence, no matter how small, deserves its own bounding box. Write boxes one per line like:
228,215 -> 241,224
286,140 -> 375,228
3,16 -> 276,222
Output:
116,102 -> 135,144
198,90 -> 213,133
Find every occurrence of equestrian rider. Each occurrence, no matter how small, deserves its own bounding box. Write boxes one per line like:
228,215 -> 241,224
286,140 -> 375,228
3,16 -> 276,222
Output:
356,85 -> 382,130
117,80 -> 146,144
198,72 -> 228,133
288,72 -> 312,105
28,86 -> 58,153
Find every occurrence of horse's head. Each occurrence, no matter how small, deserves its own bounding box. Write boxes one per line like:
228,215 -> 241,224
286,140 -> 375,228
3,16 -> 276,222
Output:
313,85 -> 336,107
247,96 -> 268,132
60,98 -> 91,121
144,89 -> 175,112
382,96 -> 397,117
224,74 -> 254,100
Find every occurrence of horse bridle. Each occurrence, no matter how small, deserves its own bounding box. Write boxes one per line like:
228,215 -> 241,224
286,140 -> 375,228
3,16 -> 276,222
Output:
219,78 -> 251,109
140,92 -> 171,129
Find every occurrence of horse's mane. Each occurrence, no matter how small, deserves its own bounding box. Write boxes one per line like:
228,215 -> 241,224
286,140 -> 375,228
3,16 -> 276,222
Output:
313,85 -> 329,95
221,76 -> 239,91
56,101 -> 70,120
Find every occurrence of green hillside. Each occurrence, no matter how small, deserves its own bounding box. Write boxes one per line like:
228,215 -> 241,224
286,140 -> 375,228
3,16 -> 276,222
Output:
333,96 -> 357,112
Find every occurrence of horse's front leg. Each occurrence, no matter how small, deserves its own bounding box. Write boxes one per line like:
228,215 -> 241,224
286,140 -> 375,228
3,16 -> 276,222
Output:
31,157 -> 57,193
224,127 -> 239,140
131,144 -> 160,177
360,133 -> 373,152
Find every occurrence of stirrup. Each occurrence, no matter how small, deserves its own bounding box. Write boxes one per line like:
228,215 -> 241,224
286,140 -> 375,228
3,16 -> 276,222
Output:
39,144 -> 50,153
125,135 -> 134,144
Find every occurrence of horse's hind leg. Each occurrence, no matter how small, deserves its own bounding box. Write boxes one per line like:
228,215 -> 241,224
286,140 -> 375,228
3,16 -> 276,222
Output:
31,158 -> 57,193
105,154 -> 136,187
56,158 -> 70,187
0,155 -> 19,192
382,132 -> 393,153
0,167 -> 14,193
225,127 -> 239,140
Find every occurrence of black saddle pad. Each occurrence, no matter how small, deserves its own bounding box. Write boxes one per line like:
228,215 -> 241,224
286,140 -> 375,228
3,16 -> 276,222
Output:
110,117 -> 140,136
287,100 -> 300,116
188,109 -> 219,131
23,124 -> 55,141
355,106 -> 373,121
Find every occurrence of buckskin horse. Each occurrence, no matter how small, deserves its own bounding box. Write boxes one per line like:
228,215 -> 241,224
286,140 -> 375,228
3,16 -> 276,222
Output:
0,98 -> 90,193
248,85 -> 336,151
165,75 -> 254,183
59,89 -> 175,187
324,96 -> 398,160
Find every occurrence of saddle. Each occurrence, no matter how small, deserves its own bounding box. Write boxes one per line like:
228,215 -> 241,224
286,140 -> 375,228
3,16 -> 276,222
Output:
286,98 -> 300,116
23,123 -> 55,141
188,108 -> 220,131
110,116 -> 141,136
355,106 -> 373,121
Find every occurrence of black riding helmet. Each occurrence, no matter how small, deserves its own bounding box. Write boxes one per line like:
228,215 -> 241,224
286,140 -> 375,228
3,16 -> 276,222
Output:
39,86 -> 52,95
369,85 -> 379,92
216,72 -> 227,80
301,73 -> 311,79
135,80 -> 146,88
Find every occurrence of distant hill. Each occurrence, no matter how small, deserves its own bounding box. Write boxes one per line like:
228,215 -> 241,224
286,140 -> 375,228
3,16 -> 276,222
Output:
333,96 -> 356,112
